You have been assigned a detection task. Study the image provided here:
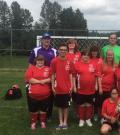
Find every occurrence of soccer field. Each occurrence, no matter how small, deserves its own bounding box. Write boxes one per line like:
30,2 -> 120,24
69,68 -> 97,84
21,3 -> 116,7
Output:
0,56 -> 118,135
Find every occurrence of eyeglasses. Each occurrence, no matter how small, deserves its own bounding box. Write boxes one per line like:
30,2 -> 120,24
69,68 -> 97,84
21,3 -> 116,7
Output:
59,49 -> 67,51
111,92 -> 118,95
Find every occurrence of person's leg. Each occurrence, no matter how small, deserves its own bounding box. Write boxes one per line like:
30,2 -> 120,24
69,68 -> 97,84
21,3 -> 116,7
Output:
30,112 -> 38,130
63,108 -> 68,128
56,107 -> 63,130
100,124 -> 112,135
39,112 -> 47,128
78,104 -> 86,127
85,103 -> 94,127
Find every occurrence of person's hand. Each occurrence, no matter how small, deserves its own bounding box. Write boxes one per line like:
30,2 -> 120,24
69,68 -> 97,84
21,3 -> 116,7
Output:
111,117 -> 116,124
52,86 -> 56,96
73,87 -> 77,93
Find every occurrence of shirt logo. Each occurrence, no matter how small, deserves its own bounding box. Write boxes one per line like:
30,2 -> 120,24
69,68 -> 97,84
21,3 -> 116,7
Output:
89,64 -> 95,72
65,61 -> 70,71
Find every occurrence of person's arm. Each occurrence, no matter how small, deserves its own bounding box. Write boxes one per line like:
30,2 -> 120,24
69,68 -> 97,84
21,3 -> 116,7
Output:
73,76 -> 77,93
69,74 -> 73,93
28,49 -> 35,66
51,74 -> 56,95
29,78 -> 51,84
98,77 -> 103,95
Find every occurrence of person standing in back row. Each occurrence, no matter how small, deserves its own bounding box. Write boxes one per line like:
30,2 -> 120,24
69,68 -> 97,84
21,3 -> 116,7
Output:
101,33 -> 120,64
28,32 -> 57,121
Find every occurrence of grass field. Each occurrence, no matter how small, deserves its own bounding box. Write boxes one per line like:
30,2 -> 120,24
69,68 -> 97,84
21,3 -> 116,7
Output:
0,55 -> 118,135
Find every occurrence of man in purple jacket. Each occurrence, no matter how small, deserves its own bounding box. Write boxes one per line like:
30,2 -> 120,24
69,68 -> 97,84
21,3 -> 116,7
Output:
28,32 -> 57,120
29,32 -> 57,66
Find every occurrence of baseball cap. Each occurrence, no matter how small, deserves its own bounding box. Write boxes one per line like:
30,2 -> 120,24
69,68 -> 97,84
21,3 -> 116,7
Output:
42,32 -> 51,39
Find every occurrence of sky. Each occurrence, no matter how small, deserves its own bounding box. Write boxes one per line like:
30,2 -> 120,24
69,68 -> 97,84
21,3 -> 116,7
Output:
6,0 -> 120,30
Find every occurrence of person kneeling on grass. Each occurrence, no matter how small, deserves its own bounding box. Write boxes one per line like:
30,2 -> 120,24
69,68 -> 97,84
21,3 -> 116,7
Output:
50,43 -> 74,130
25,55 -> 51,130
100,88 -> 120,135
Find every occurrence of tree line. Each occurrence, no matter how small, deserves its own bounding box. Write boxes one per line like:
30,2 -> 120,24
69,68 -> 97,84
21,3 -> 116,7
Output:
0,0 -> 88,55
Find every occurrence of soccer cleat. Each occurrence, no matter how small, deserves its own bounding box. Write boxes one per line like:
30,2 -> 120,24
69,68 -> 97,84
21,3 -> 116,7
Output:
31,122 -> 36,130
41,122 -> 46,128
79,120 -> 85,127
86,119 -> 93,127
62,125 -> 68,130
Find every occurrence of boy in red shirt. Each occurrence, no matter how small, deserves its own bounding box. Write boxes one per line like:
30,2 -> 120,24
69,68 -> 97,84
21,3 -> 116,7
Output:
25,55 -> 51,130
100,88 -> 120,135
73,50 -> 100,127
50,43 -> 73,130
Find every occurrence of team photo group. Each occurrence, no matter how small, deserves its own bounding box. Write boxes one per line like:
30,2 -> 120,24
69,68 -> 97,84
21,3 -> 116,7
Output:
25,32 -> 120,135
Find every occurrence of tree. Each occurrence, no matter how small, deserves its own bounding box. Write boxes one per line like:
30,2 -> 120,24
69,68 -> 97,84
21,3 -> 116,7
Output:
40,0 -> 62,29
0,0 -> 11,29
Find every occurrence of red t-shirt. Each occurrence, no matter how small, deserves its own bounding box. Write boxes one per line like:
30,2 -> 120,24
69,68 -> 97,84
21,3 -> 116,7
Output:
74,61 -> 98,95
102,98 -> 119,118
99,64 -> 116,92
50,57 -> 74,94
25,65 -> 51,100
66,52 -> 81,64
115,68 -> 120,95
89,58 -> 103,69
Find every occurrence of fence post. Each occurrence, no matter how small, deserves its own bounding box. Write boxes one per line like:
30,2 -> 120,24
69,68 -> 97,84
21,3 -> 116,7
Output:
10,28 -> 13,57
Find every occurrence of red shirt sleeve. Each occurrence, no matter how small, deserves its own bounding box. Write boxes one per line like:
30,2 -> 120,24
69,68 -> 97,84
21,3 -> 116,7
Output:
50,59 -> 56,75
25,66 -> 33,82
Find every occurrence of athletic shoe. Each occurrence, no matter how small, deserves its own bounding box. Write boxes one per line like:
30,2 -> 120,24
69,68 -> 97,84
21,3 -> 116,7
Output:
93,114 -> 98,121
31,122 -> 36,130
41,122 -> 46,128
86,119 -> 93,127
62,125 -> 68,130
56,125 -> 63,130
79,120 -> 85,127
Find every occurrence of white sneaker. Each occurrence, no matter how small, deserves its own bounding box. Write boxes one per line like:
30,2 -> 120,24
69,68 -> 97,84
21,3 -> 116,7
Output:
86,119 -> 93,127
79,120 -> 85,127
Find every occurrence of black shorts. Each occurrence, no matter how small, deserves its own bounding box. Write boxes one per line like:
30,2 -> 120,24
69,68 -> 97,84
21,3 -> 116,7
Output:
54,94 -> 71,108
28,96 -> 50,113
76,94 -> 95,105
96,91 -> 110,107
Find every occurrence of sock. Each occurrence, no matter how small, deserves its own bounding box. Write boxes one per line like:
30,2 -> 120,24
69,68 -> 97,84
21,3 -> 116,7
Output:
85,106 -> 93,120
30,113 -> 38,124
40,113 -> 46,123
78,106 -> 86,120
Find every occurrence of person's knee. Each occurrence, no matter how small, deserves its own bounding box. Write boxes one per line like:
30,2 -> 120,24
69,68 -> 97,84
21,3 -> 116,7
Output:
100,127 -> 109,135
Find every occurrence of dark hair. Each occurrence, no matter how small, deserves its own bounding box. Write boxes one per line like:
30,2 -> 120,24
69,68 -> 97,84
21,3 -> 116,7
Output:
109,33 -> 118,39
66,38 -> 79,53
34,55 -> 46,65
89,45 -> 100,58
81,49 -> 89,56
110,88 -> 118,94
58,42 -> 68,49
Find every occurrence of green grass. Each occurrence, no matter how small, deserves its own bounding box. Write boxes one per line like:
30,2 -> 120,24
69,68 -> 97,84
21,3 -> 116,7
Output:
0,56 -> 118,135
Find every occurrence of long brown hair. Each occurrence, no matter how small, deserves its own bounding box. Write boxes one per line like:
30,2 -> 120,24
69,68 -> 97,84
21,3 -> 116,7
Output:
66,38 -> 79,53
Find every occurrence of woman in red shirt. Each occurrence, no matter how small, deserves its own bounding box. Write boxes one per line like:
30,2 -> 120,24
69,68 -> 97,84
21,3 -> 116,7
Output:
98,50 -> 117,108
100,88 -> 120,135
73,49 -> 100,127
25,55 -> 51,130
66,38 -> 81,64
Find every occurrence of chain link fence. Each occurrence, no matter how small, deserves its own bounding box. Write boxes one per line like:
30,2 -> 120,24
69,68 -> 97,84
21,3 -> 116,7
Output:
0,29 -> 120,68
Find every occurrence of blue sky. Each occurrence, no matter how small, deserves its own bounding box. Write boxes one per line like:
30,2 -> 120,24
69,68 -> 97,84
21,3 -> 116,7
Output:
6,0 -> 120,30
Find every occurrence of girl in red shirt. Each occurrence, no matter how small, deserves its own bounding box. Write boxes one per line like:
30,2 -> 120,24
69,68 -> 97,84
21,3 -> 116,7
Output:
73,50 -> 100,127
66,39 -> 81,64
98,50 -> 117,108
25,55 -> 51,130
100,88 -> 120,135
89,45 -> 103,121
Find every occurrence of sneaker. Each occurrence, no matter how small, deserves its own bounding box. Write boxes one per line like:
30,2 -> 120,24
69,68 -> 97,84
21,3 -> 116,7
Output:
86,119 -> 93,127
79,120 -> 85,127
31,122 -> 36,130
93,114 -> 98,121
41,122 -> 46,128
56,125 -> 63,130
62,125 -> 68,130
